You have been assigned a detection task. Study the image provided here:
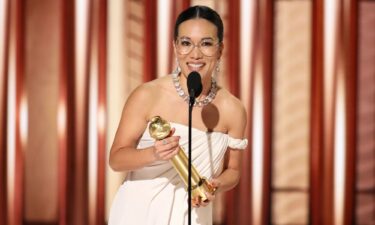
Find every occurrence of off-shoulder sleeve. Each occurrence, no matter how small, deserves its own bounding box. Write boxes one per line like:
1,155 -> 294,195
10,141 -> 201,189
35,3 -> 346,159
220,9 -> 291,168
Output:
228,136 -> 248,150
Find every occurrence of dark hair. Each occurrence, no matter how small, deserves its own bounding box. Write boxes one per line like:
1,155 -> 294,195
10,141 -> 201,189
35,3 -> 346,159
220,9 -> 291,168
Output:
174,5 -> 224,43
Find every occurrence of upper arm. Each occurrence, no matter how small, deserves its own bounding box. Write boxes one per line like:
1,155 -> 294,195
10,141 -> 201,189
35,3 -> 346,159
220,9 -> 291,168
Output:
224,98 -> 247,171
110,85 -> 154,154
227,100 -> 247,139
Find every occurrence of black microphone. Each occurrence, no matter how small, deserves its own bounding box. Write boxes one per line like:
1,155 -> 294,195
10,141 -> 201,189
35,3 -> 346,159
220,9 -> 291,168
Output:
187,72 -> 203,106
186,71 -> 202,225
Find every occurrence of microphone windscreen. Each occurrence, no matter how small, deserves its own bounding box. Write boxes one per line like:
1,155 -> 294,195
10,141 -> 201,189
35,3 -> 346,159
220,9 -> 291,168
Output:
187,72 -> 203,97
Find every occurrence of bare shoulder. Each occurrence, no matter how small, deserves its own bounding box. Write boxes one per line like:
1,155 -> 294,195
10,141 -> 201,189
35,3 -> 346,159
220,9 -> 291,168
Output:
216,88 -> 247,137
124,76 -> 170,119
129,81 -> 156,100
126,76 -> 170,104
217,89 -> 246,117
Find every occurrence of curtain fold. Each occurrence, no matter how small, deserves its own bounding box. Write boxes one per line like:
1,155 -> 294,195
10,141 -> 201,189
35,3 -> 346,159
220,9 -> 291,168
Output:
2,0 -> 26,224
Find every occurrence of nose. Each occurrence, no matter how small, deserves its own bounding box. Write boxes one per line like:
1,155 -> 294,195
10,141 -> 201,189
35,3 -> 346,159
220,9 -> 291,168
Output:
190,44 -> 203,59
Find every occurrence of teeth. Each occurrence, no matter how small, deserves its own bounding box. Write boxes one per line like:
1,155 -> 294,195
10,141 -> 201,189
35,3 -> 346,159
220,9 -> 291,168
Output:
188,63 -> 204,68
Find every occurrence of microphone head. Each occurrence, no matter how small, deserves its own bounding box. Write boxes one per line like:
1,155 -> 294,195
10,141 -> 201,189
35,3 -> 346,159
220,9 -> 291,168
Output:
187,71 -> 203,98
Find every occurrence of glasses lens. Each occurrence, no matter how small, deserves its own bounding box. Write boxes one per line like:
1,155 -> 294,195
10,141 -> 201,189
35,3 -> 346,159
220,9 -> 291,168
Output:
176,39 -> 193,55
176,38 -> 219,56
199,40 -> 218,56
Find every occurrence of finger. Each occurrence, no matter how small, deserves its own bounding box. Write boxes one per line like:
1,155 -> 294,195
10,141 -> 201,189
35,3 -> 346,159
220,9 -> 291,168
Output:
154,137 -> 180,160
154,140 -> 164,147
155,139 -> 170,148
163,147 -> 180,160
208,179 -> 220,193
191,197 -> 200,208
204,192 -> 215,202
159,141 -> 179,153
209,179 -> 220,188
190,197 -> 198,207
153,146 -> 172,160
156,138 -> 178,150
200,200 -> 209,207
168,127 -> 176,137
164,135 -> 180,144
157,141 -> 180,154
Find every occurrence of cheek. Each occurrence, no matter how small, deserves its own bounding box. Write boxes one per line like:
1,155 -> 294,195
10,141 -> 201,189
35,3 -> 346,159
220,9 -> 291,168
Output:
209,60 -> 218,68
173,46 -> 183,59
176,54 -> 188,64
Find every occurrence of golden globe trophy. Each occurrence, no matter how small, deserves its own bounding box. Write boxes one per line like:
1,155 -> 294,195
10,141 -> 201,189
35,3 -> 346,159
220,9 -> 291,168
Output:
148,116 -> 216,202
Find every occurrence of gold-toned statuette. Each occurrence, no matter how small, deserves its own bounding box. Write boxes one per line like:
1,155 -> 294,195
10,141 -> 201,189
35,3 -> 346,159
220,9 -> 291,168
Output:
148,116 -> 216,202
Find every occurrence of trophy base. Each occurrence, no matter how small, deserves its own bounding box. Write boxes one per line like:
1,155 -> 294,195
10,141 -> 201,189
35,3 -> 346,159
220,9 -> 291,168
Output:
190,177 -> 217,202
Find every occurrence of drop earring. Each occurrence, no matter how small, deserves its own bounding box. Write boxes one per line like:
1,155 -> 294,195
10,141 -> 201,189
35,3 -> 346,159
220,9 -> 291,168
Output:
173,58 -> 181,75
212,60 -> 220,81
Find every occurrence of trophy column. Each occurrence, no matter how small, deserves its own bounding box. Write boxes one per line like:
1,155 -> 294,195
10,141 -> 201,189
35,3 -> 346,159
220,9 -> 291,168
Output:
148,116 -> 216,201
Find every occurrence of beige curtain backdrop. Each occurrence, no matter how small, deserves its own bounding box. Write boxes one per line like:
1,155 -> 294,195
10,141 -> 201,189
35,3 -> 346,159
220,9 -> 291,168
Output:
0,0 -> 374,225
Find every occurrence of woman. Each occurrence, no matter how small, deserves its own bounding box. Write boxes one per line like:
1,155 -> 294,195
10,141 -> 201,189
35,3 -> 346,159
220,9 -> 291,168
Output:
108,5 -> 248,225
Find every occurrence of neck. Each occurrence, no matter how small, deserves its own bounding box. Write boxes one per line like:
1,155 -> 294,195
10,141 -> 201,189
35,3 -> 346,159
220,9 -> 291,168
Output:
172,72 -> 217,107
200,76 -> 212,98
179,72 -> 211,98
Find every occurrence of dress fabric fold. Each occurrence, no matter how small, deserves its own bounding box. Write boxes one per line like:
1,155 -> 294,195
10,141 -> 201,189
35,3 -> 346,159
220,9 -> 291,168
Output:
108,122 -> 247,225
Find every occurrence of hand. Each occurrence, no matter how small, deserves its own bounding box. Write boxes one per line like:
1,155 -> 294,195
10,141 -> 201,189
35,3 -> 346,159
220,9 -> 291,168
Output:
191,179 -> 220,208
153,128 -> 180,161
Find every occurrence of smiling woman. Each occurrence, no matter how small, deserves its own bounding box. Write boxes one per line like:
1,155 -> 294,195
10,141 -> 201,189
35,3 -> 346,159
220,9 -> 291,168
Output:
0,0 -> 371,224
107,5 -> 248,225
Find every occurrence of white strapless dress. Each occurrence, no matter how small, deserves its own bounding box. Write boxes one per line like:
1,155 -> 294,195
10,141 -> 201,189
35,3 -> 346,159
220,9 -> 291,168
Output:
108,122 -> 247,225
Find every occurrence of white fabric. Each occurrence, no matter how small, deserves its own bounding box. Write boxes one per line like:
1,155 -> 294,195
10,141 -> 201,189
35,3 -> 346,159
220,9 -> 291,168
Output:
108,122 -> 248,225
228,136 -> 248,150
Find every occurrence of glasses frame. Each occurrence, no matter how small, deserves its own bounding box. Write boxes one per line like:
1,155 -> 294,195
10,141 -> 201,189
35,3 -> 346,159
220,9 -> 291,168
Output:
175,37 -> 221,57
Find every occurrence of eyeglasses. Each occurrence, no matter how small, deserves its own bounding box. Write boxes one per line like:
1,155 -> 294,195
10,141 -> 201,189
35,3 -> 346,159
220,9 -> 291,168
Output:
175,38 -> 220,57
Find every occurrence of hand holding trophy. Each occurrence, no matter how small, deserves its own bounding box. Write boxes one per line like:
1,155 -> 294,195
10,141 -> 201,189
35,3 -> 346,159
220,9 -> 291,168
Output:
148,116 -> 216,202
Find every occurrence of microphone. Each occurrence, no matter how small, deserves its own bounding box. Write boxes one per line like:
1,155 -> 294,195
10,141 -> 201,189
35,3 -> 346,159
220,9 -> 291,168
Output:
187,72 -> 203,105
186,71 -> 202,225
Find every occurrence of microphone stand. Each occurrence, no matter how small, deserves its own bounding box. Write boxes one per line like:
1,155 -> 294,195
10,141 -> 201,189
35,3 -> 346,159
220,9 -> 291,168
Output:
188,95 -> 194,225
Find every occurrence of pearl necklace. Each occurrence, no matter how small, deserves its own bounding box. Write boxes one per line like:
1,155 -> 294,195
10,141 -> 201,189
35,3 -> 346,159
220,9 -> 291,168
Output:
172,71 -> 217,107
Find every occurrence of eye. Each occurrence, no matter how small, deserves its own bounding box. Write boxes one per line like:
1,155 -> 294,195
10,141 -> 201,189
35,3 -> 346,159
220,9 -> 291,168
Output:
180,40 -> 192,46
200,40 -> 214,47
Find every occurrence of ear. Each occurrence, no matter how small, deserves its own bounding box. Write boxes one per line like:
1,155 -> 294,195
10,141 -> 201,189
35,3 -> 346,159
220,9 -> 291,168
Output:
172,41 -> 178,56
218,42 -> 224,59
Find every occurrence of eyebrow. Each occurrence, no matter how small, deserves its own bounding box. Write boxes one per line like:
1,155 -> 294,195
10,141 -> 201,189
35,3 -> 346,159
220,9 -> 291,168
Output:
179,36 -> 216,41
